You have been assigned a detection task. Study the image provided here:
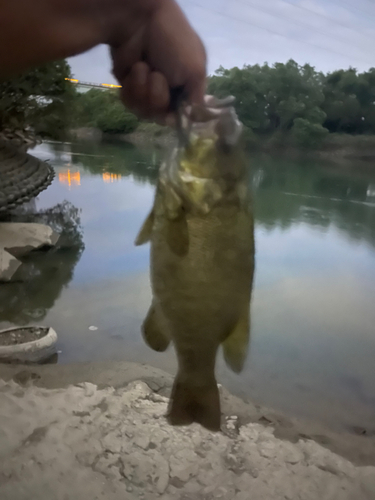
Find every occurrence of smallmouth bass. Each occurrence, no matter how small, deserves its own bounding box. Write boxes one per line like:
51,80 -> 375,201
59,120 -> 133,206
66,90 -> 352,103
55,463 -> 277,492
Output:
135,97 -> 255,431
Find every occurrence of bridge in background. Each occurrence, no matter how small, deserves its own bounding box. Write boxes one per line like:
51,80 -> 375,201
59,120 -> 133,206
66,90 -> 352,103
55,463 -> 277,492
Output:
65,78 -> 122,91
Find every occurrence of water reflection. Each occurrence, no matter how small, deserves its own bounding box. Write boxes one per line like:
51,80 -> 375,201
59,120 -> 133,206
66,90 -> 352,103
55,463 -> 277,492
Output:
69,141 -> 161,185
58,169 -> 81,187
253,158 -> 375,249
0,201 -> 84,325
57,169 -> 123,186
102,173 -> 122,183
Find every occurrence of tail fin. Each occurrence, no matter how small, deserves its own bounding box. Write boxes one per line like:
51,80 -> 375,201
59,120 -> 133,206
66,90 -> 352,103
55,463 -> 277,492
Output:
167,374 -> 221,432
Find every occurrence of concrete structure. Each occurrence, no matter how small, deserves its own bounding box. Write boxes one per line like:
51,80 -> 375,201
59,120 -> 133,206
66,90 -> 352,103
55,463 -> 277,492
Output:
0,223 -> 59,281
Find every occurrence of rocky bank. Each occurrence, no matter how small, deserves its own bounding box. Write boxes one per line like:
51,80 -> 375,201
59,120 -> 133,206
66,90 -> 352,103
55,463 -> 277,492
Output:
0,361 -> 375,500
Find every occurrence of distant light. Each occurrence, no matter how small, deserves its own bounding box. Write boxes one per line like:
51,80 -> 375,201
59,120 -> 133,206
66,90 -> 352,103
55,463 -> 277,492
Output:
65,78 -> 122,89
101,83 -> 122,88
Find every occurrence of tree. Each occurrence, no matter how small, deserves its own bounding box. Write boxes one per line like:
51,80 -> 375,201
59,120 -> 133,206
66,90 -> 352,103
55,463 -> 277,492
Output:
0,60 -> 75,140
73,88 -> 139,134
322,68 -> 375,134
208,60 -> 327,142
292,118 -> 328,148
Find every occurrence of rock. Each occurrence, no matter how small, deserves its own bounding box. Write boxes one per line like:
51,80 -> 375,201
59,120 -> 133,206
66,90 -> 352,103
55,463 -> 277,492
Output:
359,467 -> 375,496
101,433 -> 122,454
134,435 -> 150,450
0,222 -> 59,258
0,248 -> 21,282
282,442 -> 304,465
234,493 -> 250,500
155,459 -> 169,494
258,439 -> 278,459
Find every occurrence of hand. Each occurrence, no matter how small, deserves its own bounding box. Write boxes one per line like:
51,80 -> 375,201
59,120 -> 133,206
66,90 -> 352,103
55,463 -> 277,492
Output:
110,0 -> 207,124
0,0 -> 206,125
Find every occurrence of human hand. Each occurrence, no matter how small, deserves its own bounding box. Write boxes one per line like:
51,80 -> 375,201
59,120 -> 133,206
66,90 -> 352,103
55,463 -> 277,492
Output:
110,0 -> 207,124
0,0 -> 206,125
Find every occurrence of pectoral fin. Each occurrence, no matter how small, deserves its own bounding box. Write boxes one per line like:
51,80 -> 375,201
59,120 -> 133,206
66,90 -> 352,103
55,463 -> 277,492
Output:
142,303 -> 171,352
135,209 -> 154,246
222,305 -> 251,373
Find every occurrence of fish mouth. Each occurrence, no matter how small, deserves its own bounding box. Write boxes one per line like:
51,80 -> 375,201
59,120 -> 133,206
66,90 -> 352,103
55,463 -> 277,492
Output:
176,95 -> 243,148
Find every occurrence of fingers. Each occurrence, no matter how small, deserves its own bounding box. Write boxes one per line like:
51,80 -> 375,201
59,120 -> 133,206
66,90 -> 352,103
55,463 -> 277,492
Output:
119,62 -> 170,120
150,71 -> 170,114
184,37 -> 207,106
110,0 -> 207,123
110,29 -> 144,83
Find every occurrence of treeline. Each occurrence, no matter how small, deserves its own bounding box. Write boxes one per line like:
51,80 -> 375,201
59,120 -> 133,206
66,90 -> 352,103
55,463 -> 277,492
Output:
3,58 -> 375,148
208,59 -> 375,147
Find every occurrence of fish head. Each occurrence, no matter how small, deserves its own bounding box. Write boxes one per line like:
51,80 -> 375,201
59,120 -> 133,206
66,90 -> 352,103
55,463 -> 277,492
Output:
165,98 -> 248,214
179,98 -> 245,181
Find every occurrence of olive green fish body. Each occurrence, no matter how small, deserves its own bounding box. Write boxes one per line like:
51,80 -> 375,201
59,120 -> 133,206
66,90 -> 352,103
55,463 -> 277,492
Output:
136,119 -> 255,431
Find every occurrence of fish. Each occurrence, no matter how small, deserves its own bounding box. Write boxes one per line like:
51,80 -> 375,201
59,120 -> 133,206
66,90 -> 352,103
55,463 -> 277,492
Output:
135,97 -> 255,431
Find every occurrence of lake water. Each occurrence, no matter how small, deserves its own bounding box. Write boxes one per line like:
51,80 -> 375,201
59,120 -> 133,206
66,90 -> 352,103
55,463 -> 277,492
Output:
2,140 -> 375,433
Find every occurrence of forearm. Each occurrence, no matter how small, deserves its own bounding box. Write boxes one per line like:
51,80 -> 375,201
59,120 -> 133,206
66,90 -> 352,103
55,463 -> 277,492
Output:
0,0 -> 157,78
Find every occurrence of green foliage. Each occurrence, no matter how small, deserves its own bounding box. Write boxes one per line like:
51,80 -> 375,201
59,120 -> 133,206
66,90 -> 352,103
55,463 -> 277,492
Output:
136,122 -> 168,137
209,60 -> 375,149
3,57 -> 375,148
241,126 -> 260,148
322,68 -> 375,134
73,89 -> 139,134
292,118 -> 329,148
208,60 -> 326,138
0,60 -> 75,140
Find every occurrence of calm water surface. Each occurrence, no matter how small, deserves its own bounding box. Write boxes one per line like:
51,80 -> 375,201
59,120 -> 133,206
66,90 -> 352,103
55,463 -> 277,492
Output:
2,140 -> 375,433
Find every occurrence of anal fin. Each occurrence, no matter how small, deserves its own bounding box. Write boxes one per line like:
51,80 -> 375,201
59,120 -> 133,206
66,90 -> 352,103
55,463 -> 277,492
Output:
142,303 -> 170,352
222,305 -> 251,373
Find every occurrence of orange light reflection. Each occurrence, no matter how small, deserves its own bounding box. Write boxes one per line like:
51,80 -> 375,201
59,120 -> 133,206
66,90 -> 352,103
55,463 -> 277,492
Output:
102,172 -> 122,183
58,169 -> 81,187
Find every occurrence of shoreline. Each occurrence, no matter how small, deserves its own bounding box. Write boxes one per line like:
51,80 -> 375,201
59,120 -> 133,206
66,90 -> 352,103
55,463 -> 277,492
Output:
70,127 -> 375,164
0,360 -> 374,467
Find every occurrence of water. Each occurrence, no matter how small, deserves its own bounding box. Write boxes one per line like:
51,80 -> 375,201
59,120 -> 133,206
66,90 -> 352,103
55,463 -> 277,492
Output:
2,140 -> 375,433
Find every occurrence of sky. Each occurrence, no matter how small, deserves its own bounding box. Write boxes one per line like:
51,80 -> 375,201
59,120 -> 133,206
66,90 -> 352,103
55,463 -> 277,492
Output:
68,0 -> 375,84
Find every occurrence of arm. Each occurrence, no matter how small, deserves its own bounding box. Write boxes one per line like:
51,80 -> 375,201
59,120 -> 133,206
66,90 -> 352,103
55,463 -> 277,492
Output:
0,0 -> 206,119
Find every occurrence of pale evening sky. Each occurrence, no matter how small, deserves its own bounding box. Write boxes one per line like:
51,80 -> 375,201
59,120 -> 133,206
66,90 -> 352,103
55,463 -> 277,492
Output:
68,0 -> 375,84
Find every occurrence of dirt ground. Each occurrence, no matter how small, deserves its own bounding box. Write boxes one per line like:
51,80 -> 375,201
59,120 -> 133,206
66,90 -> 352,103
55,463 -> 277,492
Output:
0,361 -> 375,500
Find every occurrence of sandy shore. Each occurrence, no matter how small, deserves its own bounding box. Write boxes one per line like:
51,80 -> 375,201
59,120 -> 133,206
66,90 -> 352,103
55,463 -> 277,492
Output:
0,361 -> 375,499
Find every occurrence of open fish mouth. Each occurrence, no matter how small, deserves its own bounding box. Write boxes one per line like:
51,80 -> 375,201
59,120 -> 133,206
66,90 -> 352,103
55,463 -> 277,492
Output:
176,95 -> 243,148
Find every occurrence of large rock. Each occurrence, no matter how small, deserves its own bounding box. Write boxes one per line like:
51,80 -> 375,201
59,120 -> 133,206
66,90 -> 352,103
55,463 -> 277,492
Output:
0,223 -> 59,258
0,248 -> 21,282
